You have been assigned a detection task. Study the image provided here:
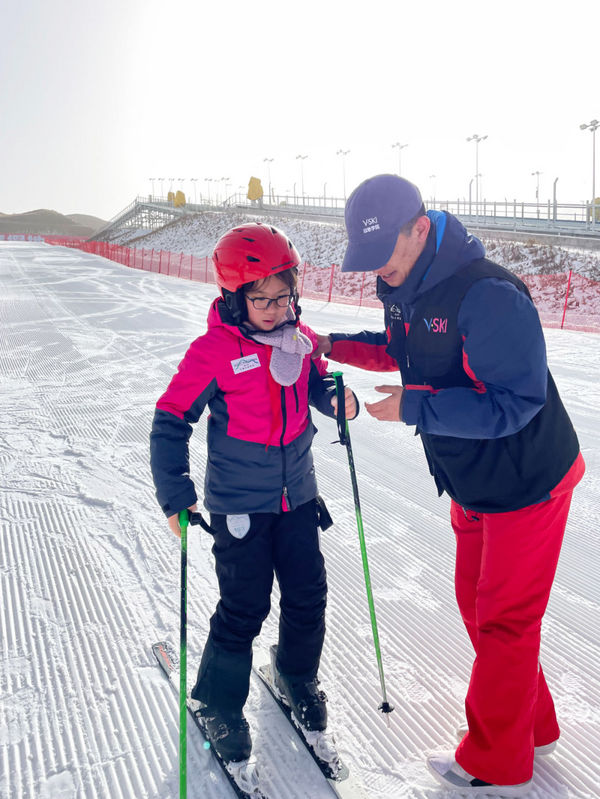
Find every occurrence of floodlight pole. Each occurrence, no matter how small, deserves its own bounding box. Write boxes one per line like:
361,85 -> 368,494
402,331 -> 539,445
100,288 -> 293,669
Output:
391,142 -> 408,176
467,134 -> 487,214
580,119 -> 599,224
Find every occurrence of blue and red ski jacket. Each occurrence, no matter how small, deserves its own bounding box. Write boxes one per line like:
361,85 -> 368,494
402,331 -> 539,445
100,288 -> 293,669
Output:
328,211 -> 581,512
150,299 -> 338,517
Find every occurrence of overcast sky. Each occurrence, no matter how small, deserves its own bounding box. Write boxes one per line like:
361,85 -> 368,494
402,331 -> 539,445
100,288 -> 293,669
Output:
1,0 -> 598,219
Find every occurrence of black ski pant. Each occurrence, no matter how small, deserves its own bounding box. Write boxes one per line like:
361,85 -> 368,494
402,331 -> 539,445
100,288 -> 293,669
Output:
191,498 -> 327,714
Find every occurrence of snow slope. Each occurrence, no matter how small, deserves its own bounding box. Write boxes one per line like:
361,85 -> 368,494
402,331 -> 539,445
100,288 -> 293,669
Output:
1,242 -> 599,799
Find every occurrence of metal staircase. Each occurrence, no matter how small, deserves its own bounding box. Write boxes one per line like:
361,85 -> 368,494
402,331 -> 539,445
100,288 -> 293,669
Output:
89,196 -> 213,243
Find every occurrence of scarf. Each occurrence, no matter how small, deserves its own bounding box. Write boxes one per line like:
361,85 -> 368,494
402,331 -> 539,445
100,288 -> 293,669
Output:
248,309 -> 313,386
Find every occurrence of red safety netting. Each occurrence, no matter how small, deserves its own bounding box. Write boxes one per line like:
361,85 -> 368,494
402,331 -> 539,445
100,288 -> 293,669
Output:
43,236 -> 89,246
43,239 -> 598,333
72,241 -> 213,282
517,272 -> 600,332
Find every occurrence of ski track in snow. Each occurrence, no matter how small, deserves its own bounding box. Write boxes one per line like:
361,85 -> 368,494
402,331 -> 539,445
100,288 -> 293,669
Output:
0,241 -> 599,799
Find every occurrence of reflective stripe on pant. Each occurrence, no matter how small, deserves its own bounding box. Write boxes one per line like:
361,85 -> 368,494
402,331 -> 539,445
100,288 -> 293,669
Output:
453,455 -> 584,785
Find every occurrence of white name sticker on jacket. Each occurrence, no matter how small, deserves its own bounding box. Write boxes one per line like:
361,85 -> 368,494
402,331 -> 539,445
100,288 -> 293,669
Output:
231,354 -> 261,374
227,514 -> 251,539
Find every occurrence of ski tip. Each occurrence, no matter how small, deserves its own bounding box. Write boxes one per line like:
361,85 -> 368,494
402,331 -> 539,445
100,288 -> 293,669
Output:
152,640 -> 177,672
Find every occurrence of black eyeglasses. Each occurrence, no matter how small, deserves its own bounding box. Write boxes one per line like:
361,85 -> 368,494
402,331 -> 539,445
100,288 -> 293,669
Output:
245,294 -> 293,310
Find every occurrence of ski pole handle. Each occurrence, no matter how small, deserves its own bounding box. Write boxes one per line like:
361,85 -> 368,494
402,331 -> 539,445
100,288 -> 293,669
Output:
179,508 -> 190,537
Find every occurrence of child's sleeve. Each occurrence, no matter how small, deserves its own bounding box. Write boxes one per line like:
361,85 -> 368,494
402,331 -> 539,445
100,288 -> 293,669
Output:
307,353 -> 360,420
150,337 -> 218,517
307,359 -> 338,418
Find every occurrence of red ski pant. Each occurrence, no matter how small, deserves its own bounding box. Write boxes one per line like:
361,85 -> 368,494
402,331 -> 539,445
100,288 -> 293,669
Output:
453,454 -> 584,785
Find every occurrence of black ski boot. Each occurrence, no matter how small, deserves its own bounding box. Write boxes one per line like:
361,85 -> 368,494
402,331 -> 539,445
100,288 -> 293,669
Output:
190,637 -> 253,762
197,704 -> 252,763
270,645 -> 328,731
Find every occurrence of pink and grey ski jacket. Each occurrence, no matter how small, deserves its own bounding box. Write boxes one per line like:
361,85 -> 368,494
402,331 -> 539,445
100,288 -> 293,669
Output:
150,298 -> 338,516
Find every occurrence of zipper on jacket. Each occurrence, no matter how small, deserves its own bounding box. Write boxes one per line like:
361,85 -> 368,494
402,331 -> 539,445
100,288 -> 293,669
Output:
293,384 -> 299,413
279,387 -> 289,510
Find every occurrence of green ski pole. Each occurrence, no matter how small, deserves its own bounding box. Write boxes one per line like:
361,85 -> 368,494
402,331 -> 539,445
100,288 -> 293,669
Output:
179,508 -> 189,799
332,371 -> 394,722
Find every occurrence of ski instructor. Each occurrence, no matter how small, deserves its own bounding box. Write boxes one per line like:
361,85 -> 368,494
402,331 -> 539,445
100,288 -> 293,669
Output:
314,174 -> 585,796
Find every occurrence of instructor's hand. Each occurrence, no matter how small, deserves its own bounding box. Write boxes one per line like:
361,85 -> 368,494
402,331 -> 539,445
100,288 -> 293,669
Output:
167,504 -> 198,538
365,385 -> 404,422
313,334 -> 332,358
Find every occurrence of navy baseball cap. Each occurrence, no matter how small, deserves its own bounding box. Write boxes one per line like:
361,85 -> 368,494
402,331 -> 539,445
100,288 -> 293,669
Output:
341,174 -> 425,272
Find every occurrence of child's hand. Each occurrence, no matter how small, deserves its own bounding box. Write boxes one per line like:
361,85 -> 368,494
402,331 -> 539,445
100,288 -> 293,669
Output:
167,505 -> 198,538
331,387 -> 358,420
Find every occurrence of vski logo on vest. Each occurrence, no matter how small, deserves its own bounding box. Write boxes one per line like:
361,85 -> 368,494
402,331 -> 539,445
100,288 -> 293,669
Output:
423,317 -> 448,333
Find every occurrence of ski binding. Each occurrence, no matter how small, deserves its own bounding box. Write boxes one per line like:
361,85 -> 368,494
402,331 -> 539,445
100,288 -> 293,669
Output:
253,645 -> 370,798
152,641 -> 268,799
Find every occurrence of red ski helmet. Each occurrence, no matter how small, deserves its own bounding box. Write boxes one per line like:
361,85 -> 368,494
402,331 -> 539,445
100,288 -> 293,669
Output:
213,222 -> 301,294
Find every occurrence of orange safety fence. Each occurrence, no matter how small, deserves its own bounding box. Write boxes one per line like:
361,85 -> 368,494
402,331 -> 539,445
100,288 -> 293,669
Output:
74,240 -> 215,283
301,263 -> 600,331
30,237 -> 600,334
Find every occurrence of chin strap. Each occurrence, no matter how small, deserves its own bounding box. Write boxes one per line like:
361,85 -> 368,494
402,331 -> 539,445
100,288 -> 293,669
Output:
223,288 -> 247,325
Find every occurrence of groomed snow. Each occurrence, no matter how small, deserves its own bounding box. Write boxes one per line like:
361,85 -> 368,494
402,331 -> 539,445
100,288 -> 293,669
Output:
1,242 -> 599,799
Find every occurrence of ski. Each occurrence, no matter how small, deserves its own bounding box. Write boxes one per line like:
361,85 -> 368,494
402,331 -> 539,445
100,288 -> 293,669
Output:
152,641 -> 267,799
252,646 -> 370,799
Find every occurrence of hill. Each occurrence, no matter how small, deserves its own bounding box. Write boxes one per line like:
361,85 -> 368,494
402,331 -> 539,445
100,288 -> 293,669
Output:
65,213 -> 107,232
0,208 -> 107,237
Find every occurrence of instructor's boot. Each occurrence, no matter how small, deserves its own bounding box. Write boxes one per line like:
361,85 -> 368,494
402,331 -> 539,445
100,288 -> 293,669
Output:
270,645 -> 327,731
455,721 -> 558,757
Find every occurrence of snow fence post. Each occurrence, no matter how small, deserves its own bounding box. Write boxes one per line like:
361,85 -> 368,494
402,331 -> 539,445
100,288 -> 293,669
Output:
561,269 -> 573,330
328,264 -> 336,303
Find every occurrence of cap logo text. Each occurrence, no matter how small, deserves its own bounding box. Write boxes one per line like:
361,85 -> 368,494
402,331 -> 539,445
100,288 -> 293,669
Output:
362,216 -> 380,234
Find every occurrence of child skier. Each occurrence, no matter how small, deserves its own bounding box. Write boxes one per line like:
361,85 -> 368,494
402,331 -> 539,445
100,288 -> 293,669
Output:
150,222 -> 358,763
